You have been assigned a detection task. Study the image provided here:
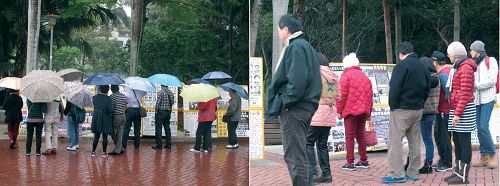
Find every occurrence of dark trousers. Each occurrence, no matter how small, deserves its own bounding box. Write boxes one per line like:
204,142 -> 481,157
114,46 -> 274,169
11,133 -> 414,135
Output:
227,121 -> 239,145
123,108 -> 142,148
194,121 -> 212,151
26,122 -> 43,154
155,109 -> 172,147
280,107 -> 313,186
7,122 -> 20,143
306,126 -> 332,177
434,113 -> 452,166
453,132 -> 472,164
92,132 -> 109,153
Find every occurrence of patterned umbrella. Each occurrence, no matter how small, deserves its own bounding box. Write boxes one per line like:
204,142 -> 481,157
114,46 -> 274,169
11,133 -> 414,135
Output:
180,84 -> 220,102
57,68 -> 83,82
21,70 -> 64,102
64,82 -> 93,109
0,77 -> 21,90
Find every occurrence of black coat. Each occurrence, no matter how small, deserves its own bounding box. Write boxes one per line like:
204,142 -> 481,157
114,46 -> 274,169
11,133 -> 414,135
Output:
91,94 -> 114,134
3,94 -> 23,123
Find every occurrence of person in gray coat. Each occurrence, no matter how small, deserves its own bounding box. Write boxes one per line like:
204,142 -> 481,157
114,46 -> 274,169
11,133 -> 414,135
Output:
224,89 -> 241,149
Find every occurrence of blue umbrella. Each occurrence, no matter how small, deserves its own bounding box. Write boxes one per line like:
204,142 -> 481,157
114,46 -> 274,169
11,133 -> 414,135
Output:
220,82 -> 249,100
201,71 -> 232,80
188,78 -> 212,85
148,74 -> 182,87
83,73 -> 124,85
122,76 -> 156,92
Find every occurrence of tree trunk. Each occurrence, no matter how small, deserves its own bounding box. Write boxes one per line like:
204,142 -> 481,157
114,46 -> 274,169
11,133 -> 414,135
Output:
453,0 -> 460,41
228,5 -> 234,75
26,0 -> 41,74
293,0 -> 304,22
249,0 -> 262,57
272,0 -> 289,73
382,0 -> 393,64
342,0 -> 347,58
393,0 -> 401,64
130,0 -> 144,76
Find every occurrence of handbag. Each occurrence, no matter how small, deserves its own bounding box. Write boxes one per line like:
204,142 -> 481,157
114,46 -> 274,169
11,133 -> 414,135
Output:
365,119 -> 378,146
222,114 -> 232,123
133,90 -> 147,118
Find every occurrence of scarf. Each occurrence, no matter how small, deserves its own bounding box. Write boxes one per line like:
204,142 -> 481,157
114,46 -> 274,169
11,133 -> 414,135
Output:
274,31 -> 304,74
446,57 -> 468,94
474,52 -> 487,65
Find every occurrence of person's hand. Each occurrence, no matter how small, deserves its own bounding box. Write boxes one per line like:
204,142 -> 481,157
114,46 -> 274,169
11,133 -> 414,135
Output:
451,115 -> 460,125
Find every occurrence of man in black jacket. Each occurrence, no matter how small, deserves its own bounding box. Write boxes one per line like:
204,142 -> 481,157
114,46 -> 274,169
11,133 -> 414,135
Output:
382,42 -> 431,184
265,14 -> 322,186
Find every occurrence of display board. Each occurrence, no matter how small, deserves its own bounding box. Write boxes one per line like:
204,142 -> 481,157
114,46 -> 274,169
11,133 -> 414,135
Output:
249,57 -> 265,160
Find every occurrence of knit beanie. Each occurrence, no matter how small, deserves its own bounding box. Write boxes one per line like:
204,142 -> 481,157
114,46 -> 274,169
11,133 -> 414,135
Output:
447,42 -> 467,57
470,40 -> 485,53
343,53 -> 359,69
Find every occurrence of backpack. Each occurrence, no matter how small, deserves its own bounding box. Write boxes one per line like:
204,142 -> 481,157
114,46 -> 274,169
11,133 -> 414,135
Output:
320,76 -> 338,99
71,105 -> 86,124
484,56 -> 500,94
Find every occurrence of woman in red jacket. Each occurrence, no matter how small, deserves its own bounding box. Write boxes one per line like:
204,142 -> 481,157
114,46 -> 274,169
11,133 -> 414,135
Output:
190,98 -> 217,153
444,42 -> 477,184
336,53 -> 373,171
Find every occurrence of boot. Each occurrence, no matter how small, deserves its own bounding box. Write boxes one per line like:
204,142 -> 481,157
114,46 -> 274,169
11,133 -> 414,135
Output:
447,162 -> 470,184
444,160 -> 460,182
403,156 -> 409,171
472,153 -> 488,167
418,161 -> 433,174
487,153 -> 498,169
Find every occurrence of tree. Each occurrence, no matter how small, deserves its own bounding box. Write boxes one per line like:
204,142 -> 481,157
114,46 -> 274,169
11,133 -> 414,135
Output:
393,0 -> 401,63
250,0 -> 262,57
129,0 -> 145,76
271,0 -> 289,73
293,0 -> 304,22
342,0 -> 347,58
26,0 -> 42,74
382,0 -> 393,64
453,0 -> 460,41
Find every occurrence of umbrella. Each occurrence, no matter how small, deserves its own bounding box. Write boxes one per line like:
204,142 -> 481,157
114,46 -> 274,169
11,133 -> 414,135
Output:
64,82 -> 93,109
122,76 -> 156,92
220,82 -> 249,100
187,78 -> 212,85
180,84 -> 220,102
201,71 -> 232,80
57,68 -> 83,81
0,77 -> 21,90
21,70 -> 64,102
148,74 -> 182,87
83,73 -> 124,85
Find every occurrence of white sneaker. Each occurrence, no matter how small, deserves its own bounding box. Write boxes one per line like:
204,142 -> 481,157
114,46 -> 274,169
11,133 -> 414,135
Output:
66,146 -> 71,150
75,145 -> 79,149
68,146 -> 77,151
233,144 -> 239,148
190,149 -> 201,153
225,144 -> 233,148
202,150 -> 209,153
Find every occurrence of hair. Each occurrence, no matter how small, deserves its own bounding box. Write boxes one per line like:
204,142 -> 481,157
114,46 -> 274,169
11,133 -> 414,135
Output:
278,14 -> 303,34
317,52 -> 330,66
434,58 -> 447,66
110,85 -> 120,93
398,42 -> 415,55
99,85 -> 110,94
420,57 -> 437,73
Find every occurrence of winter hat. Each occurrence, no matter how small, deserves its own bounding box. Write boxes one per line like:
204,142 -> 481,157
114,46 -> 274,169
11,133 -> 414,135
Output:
398,42 -> 414,55
343,53 -> 359,69
431,51 -> 446,61
470,40 -> 485,53
447,42 -> 467,57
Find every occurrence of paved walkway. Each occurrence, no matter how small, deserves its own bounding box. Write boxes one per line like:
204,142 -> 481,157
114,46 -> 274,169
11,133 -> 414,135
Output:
251,147 -> 498,186
0,139 -> 248,185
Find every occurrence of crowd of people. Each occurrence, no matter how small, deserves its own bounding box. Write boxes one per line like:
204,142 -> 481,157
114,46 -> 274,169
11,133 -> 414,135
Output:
3,84 -> 242,157
266,14 -> 498,185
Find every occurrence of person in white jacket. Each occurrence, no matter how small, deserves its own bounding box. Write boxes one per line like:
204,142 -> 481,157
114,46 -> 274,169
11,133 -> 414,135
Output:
469,40 -> 498,169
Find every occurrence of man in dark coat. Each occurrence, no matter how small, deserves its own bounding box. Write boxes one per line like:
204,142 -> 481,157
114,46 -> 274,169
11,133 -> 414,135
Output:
224,89 -> 241,149
91,85 -> 114,157
265,14 -> 322,186
3,89 -> 23,149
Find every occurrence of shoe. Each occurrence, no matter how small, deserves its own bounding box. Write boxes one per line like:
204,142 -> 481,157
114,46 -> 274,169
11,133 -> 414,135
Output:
444,160 -> 461,182
66,146 -> 71,150
51,148 -> 57,154
109,152 -> 121,156
487,153 -> 498,169
164,146 -> 171,149
226,144 -> 238,149
35,152 -> 41,156
233,144 -> 239,148
9,142 -> 14,149
68,146 -> 77,151
405,175 -> 418,181
431,161 -> 442,168
152,145 -> 162,149
12,144 -> 17,149
91,152 -> 96,157
120,150 -> 124,154
41,150 -> 53,155
25,153 -> 31,156
354,161 -> 370,168
190,149 -> 201,153
447,162 -> 470,184
436,164 -> 453,172
202,150 -> 209,153
472,153 -> 488,167
75,145 -> 79,149
312,175 -> 332,183
341,163 -> 356,171
381,176 -> 406,183
225,144 -> 233,148
102,152 -> 108,158
419,161 -> 433,174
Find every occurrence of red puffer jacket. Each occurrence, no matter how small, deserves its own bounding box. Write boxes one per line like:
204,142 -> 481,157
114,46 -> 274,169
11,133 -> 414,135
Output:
336,66 -> 373,118
198,99 -> 217,122
450,58 -> 477,117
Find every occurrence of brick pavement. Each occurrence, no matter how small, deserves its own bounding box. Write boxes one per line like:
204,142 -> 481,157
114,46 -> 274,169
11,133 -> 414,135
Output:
0,139 -> 248,186
250,150 -> 499,186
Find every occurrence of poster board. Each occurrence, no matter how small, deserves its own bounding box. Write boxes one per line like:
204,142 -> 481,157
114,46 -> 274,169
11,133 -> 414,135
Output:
249,57 -> 265,160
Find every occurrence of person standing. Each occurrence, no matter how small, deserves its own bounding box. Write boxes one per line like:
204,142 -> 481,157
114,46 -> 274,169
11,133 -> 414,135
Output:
224,89 -> 241,149
42,97 -> 63,155
469,41 -> 498,169
26,100 -> 47,156
382,42 -> 431,184
122,88 -> 146,149
190,98 -> 217,153
152,85 -> 175,150
265,14 -> 322,186
64,101 -> 85,151
431,51 -> 454,172
3,89 -> 23,149
336,53 -> 373,171
91,85 -> 115,157
443,42 -> 477,184
306,52 -> 339,183
109,85 -> 128,155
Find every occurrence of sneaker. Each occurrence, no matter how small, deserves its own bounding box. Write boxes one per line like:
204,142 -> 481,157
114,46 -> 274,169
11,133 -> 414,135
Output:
75,145 -> 79,149
35,152 -> 41,156
341,163 -> 356,171
233,144 -> 239,148
202,150 -> 209,153
190,149 -> 201,153
431,161 -> 442,168
68,146 -> 77,151
25,153 -> 31,156
418,161 -> 433,174
66,146 -> 72,150
102,152 -> 108,158
354,161 -> 370,168
9,142 -> 14,149
435,165 -> 453,172
225,144 -> 233,148
91,152 -> 96,157
226,144 -> 238,149
312,175 -> 332,183
41,149 -> 53,155
381,176 -> 407,183
405,175 -> 418,181
152,145 -> 162,149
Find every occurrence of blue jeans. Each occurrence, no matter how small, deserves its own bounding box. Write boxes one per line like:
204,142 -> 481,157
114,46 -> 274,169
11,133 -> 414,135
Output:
67,117 -> 79,147
420,114 -> 435,162
476,101 -> 496,154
